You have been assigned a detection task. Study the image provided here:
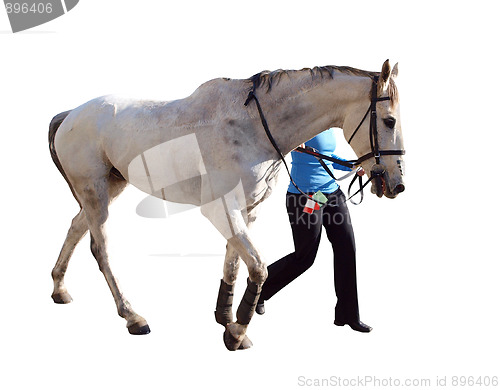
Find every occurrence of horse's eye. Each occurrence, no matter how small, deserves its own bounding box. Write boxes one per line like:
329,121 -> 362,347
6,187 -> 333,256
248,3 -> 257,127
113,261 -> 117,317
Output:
383,117 -> 396,129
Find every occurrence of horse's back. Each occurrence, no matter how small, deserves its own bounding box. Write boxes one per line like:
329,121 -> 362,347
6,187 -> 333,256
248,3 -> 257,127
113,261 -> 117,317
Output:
54,76 -> 248,154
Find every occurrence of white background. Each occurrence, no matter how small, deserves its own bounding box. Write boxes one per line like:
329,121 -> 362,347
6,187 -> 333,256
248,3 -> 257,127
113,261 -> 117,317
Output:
1,1 -> 499,389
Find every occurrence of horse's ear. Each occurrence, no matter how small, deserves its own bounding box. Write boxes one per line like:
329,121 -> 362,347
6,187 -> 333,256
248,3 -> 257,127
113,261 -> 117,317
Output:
381,59 -> 391,83
391,62 -> 399,79
378,59 -> 391,95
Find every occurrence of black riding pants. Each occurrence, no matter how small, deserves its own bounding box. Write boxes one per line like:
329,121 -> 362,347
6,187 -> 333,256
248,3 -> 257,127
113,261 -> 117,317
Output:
260,189 -> 360,322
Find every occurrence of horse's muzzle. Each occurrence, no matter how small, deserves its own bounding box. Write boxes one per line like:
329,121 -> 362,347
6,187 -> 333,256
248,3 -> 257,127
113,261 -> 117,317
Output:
370,164 -> 405,198
393,183 -> 405,195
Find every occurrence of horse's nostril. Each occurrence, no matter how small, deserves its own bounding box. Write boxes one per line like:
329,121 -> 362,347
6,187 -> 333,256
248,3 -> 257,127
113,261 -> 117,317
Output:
394,184 -> 405,194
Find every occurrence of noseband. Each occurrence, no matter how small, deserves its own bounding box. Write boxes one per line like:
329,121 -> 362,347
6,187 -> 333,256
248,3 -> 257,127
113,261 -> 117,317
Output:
244,75 -> 405,205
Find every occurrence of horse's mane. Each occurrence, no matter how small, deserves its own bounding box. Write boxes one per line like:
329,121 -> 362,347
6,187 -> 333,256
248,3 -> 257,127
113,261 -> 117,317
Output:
246,65 -> 398,103
247,66 -> 375,91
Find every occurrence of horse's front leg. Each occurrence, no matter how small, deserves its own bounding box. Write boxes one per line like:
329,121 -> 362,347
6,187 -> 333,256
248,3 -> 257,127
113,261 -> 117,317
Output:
201,181 -> 266,350
215,244 -> 239,326
215,244 -> 253,350
223,230 -> 267,351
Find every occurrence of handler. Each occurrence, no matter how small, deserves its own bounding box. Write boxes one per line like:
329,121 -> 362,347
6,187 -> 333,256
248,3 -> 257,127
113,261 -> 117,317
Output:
256,128 -> 371,333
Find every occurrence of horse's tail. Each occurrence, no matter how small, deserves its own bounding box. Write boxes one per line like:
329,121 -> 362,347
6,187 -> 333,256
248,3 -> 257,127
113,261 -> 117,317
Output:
49,110 -> 81,207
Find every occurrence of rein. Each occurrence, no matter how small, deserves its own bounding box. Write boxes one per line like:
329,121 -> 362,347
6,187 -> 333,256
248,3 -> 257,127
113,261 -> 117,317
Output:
294,145 -> 370,205
244,89 -> 314,201
244,75 -> 405,206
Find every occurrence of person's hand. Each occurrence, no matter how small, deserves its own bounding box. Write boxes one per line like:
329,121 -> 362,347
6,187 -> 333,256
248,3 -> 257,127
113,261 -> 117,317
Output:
356,167 -> 365,176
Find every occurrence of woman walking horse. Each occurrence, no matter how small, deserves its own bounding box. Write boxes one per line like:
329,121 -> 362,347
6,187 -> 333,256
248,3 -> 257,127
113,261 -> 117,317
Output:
49,60 -> 405,350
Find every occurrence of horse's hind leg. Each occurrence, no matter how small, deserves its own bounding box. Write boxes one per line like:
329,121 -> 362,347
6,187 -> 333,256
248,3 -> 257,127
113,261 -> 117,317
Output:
74,174 -> 149,335
51,176 -> 127,304
51,209 -> 88,303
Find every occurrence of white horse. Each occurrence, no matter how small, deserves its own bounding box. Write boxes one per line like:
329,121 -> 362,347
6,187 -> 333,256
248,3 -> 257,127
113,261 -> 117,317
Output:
49,60 -> 404,350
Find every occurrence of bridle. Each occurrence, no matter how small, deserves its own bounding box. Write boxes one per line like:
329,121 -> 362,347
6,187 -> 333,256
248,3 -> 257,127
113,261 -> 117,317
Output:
244,75 -> 405,205
347,75 -> 405,168
344,75 -> 406,202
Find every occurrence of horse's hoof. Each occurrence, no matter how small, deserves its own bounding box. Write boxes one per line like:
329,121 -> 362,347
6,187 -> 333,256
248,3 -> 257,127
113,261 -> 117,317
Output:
128,322 -> 151,335
238,335 -> 253,350
224,329 -> 252,351
223,328 -> 242,351
52,291 -> 73,304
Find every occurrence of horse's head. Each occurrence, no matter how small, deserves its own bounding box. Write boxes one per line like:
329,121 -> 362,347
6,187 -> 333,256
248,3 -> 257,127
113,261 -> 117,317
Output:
344,60 -> 405,199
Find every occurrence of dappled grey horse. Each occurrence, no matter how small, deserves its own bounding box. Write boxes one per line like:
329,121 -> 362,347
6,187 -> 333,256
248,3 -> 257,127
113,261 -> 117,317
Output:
49,60 -> 405,350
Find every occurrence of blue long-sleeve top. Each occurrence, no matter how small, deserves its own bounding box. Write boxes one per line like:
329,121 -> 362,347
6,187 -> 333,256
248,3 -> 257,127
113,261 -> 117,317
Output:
288,129 -> 352,194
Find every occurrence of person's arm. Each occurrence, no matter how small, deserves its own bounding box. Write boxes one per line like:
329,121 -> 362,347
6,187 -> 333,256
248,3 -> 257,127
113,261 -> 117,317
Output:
331,154 -> 365,176
330,154 -> 354,172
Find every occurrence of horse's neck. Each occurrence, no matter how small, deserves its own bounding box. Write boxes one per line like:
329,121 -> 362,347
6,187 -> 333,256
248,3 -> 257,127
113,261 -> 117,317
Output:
255,72 -> 371,154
